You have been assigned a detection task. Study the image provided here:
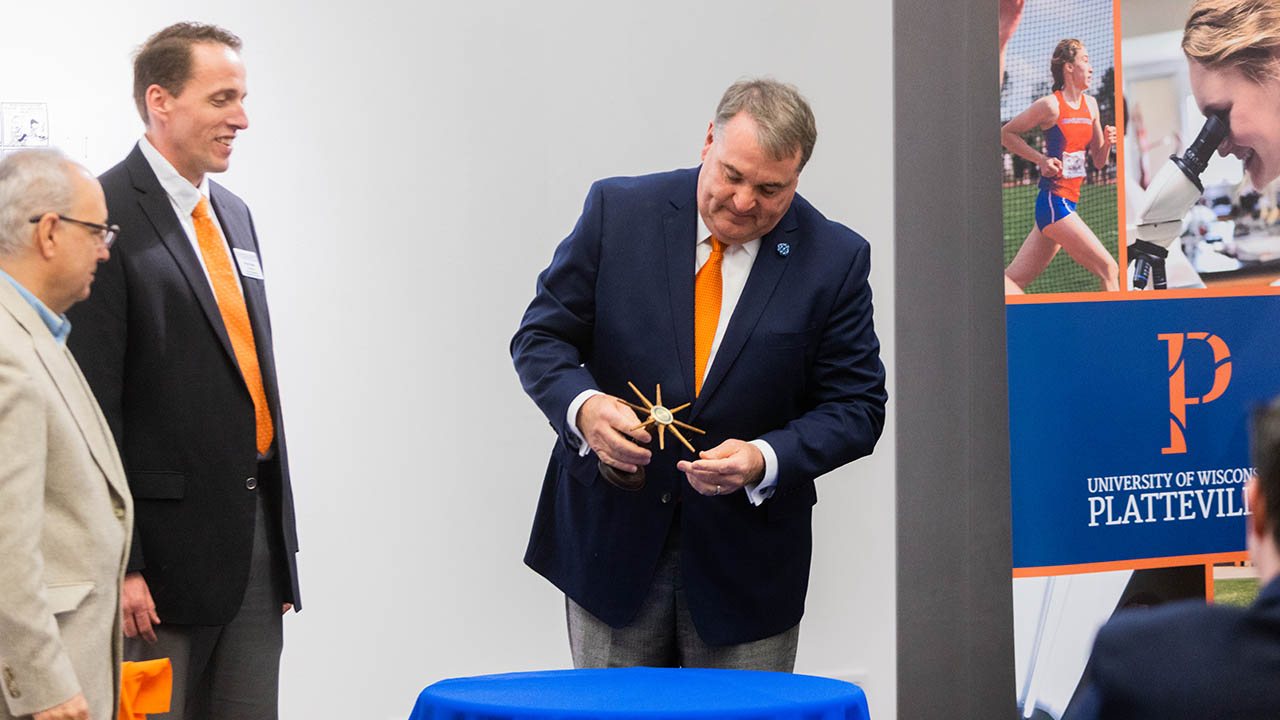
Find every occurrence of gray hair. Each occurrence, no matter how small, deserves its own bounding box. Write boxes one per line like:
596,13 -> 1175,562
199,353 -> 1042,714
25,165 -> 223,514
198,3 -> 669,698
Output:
713,78 -> 817,171
0,149 -> 79,257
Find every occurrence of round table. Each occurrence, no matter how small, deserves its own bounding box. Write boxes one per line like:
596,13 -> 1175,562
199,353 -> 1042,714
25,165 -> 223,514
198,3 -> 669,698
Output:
410,667 -> 870,719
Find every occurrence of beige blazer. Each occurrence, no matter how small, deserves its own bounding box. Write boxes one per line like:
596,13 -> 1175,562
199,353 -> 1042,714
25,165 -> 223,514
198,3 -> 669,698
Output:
0,279 -> 131,720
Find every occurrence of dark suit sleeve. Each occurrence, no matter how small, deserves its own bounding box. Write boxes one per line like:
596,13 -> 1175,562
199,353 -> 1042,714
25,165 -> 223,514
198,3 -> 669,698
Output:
65,231 -> 145,571
510,182 -> 606,443
760,240 -> 886,491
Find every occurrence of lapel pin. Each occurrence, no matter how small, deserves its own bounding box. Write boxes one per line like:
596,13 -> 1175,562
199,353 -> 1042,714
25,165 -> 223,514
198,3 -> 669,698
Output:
776,242 -> 791,257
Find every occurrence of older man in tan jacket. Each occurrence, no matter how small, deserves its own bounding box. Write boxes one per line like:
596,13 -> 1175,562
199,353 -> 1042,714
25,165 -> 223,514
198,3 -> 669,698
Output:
0,149 -> 131,720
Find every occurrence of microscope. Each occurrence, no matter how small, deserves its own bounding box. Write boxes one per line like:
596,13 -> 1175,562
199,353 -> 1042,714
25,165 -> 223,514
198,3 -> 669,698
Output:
1131,113 -> 1229,289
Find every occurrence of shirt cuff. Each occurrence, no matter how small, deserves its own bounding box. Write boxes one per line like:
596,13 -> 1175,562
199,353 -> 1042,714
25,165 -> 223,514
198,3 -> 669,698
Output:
744,439 -> 779,506
566,389 -> 604,457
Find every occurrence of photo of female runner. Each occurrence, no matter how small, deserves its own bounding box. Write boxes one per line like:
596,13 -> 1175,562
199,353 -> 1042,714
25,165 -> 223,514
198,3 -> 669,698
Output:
1184,0 -> 1280,191
1002,39 -> 1119,293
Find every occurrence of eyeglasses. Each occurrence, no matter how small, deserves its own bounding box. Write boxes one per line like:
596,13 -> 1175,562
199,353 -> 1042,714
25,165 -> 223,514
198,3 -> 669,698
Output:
28,214 -> 120,249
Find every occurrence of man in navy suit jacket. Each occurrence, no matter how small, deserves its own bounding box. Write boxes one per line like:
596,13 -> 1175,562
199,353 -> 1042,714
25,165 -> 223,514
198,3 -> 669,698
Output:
1073,399 -> 1280,718
511,79 -> 886,670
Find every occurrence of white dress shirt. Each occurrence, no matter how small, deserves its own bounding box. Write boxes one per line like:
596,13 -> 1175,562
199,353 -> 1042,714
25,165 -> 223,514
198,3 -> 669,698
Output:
137,135 -> 244,296
565,214 -> 780,505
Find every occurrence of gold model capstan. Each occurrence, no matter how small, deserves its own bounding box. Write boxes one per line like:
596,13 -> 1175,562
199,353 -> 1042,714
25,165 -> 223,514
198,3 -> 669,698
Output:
620,381 -> 705,453
597,381 -> 709,492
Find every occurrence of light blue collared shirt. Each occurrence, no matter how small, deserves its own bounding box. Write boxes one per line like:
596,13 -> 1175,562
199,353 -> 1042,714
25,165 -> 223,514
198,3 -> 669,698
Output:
0,267 -> 71,344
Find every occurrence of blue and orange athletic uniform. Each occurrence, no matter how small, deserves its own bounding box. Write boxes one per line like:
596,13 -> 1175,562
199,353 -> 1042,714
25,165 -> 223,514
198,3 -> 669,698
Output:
1036,90 -> 1095,230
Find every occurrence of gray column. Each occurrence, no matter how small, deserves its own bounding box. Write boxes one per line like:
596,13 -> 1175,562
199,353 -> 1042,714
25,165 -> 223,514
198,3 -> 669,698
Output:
894,0 -> 1017,715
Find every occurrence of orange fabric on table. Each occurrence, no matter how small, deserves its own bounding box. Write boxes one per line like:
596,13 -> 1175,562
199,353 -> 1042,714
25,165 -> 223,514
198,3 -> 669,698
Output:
118,658 -> 172,720
693,237 -> 724,397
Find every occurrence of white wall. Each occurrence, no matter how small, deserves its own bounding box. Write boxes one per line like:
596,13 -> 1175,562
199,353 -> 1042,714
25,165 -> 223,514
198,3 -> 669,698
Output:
2,2 -> 896,718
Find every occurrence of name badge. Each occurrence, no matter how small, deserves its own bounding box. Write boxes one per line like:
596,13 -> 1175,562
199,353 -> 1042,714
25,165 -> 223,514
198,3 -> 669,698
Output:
233,248 -> 265,280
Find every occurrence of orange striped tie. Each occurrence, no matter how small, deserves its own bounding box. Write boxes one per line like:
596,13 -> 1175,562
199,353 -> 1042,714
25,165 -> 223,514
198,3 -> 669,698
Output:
693,237 -> 724,397
193,197 -> 274,454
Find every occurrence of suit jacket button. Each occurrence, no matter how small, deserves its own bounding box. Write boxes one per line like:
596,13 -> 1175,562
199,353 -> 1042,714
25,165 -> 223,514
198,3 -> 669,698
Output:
114,506 -> 126,519
660,492 -> 672,504
245,477 -> 258,490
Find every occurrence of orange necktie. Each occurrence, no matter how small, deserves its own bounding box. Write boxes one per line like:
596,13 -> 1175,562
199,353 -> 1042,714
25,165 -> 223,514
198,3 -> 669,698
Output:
193,197 -> 274,454
693,237 -> 724,397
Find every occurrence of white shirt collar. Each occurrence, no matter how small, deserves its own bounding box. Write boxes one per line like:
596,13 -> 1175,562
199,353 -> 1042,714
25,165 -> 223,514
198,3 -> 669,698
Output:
138,134 -> 212,214
695,213 -> 761,258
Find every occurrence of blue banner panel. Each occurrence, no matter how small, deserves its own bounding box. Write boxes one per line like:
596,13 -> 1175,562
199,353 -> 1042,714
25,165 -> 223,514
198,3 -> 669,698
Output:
1008,295 -> 1280,569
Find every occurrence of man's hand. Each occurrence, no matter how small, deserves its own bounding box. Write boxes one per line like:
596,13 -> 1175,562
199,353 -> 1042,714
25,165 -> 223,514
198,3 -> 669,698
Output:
121,572 -> 160,643
32,692 -> 89,720
282,603 -> 293,615
677,439 -> 764,496
577,394 -> 652,472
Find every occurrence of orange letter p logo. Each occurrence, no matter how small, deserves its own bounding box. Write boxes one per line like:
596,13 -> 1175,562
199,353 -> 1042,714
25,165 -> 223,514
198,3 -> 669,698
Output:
1159,332 -> 1231,454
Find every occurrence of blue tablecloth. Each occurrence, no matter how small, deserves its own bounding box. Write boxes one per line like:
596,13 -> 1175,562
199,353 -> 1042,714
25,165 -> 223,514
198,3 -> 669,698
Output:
410,667 -> 870,720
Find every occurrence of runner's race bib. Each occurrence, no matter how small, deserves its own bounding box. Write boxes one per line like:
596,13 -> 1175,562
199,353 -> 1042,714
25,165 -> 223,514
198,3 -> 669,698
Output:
1061,150 -> 1086,179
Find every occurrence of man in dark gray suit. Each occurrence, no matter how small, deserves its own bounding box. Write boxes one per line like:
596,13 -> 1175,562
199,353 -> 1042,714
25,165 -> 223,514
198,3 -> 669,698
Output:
67,23 -> 300,720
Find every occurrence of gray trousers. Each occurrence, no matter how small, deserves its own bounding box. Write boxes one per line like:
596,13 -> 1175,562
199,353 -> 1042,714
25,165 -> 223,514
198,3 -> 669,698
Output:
566,516 -> 799,671
125,492 -> 284,720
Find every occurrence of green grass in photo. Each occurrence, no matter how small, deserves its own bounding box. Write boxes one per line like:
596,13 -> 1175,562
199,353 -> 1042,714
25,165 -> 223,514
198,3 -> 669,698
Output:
1214,577 -> 1261,608
1002,183 -> 1119,294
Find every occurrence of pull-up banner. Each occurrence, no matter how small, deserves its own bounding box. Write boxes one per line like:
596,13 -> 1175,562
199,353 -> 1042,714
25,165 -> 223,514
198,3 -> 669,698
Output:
999,1 -> 1279,717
